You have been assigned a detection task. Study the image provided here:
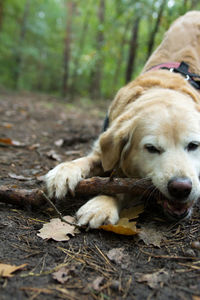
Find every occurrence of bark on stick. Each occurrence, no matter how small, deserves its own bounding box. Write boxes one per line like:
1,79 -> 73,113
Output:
0,177 -> 152,207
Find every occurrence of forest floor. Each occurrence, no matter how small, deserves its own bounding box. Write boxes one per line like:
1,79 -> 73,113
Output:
0,91 -> 200,300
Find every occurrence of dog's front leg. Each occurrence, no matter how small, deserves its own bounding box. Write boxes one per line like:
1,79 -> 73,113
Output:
76,195 -> 121,228
45,148 -> 103,199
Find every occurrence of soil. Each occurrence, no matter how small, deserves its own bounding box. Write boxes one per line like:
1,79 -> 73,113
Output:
0,91 -> 200,300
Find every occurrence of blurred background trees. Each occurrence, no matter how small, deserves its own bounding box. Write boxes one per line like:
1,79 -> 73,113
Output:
0,0 -> 199,99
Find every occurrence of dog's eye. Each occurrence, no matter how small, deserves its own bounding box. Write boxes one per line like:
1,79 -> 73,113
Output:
145,144 -> 160,154
187,142 -> 199,151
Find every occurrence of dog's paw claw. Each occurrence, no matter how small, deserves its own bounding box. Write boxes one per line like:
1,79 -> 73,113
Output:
45,162 -> 83,199
76,196 -> 119,229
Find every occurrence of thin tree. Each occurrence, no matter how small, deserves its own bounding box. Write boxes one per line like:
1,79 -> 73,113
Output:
70,4 -> 90,96
183,0 -> 189,9
125,16 -> 141,84
90,0 -> 105,98
62,1 -> 75,97
146,0 -> 167,59
190,0 -> 199,9
0,0 -> 4,32
14,0 -> 31,88
113,19 -> 131,89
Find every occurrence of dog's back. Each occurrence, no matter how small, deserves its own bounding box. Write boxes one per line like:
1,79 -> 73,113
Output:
144,11 -> 200,74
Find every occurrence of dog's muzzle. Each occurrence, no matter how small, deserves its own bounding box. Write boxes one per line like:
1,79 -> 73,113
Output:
167,177 -> 192,199
163,177 -> 194,220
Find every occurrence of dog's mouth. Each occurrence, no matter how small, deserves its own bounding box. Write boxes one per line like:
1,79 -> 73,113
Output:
162,198 -> 194,219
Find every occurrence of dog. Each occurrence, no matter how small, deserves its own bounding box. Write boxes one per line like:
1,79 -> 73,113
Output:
45,11 -> 200,228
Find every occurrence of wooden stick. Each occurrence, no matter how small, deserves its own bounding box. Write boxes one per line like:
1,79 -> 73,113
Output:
0,185 -> 46,207
76,177 -> 151,195
0,176 -> 152,207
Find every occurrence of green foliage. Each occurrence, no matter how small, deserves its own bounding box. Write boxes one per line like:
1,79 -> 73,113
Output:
0,0 -> 200,98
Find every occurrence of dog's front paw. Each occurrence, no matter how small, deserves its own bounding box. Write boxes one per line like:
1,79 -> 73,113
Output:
45,162 -> 83,199
76,195 -> 119,228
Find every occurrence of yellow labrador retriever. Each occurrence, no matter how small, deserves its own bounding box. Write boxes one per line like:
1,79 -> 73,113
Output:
45,11 -> 200,227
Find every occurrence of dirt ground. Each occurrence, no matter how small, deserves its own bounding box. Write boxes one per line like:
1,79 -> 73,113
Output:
0,91 -> 200,300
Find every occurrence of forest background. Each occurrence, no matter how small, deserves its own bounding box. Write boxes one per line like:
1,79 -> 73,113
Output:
0,0 -> 200,100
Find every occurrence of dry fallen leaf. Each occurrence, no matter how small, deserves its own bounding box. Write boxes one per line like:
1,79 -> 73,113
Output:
100,204 -> 144,235
0,137 -> 13,145
46,150 -> 62,162
2,122 -> 13,129
52,268 -> 70,283
106,247 -> 126,264
36,175 -> 46,182
136,269 -> 169,289
138,225 -> 165,248
54,139 -> 64,147
8,173 -> 33,181
52,266 -> 75,283
91,276 -> 104,291
65,150 -> 82,156
37,216 -> 79,242
0,263 -> 27,278
0,138 -> 25,147
28,143 -> 40,150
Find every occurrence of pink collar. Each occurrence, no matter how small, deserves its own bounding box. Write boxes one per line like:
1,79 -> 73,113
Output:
148,62 -> 181,71
147,61 -> 200,91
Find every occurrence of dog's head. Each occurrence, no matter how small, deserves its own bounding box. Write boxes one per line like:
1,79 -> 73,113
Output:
100,83 -> 200,220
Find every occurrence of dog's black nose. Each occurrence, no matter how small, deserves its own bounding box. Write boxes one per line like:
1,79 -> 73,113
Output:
167,177 -> 192,199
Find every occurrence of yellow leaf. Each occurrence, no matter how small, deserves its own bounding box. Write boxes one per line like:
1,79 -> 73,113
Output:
0,138 -> 13,145
2,123 -> 13,129
100,204 -> 144,236
0,263 -> 27,277
119,204 -> 144,219
101,218 -> 140,235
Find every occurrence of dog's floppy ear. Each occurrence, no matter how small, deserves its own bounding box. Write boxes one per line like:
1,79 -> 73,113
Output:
99,117 -> 137,172
99,129 -> 128,172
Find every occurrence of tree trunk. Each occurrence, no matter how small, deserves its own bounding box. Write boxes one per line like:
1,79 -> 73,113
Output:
0,0 -> 4,32
62,1 -> 75,97
146,0 -> 167,59
125,16 -> 141,84
70,6 -> 90,96
112,19 -> 131,89
183,0 -> 188,9
90,0 -> 105,98
14,0 -> 31,89
180,0 -> 189,14
190,0 -> 199,9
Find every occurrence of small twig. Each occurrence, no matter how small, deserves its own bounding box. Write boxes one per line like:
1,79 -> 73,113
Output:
139,248 -> 197,260
94,244 -> 116,270
40,191 -> 81,229
178,262 -> 200,270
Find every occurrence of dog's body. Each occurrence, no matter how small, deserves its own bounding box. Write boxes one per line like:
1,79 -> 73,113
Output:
46,11 -> 200,227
